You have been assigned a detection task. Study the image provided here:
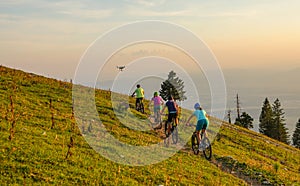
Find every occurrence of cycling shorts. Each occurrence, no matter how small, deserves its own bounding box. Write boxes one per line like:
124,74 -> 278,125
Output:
136,98 -> 143,104
168,112 -> 178,123
196,119 -> 208,131
154,105 -> 162,113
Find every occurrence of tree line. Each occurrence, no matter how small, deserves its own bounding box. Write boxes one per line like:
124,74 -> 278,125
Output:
158,70 -> 300,148
232,96 -> 300,148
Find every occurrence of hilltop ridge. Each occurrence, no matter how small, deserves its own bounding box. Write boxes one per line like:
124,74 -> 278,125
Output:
0,66 -> 299,185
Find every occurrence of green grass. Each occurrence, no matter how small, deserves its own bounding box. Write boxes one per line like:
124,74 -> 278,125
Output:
0,65 -> 299,185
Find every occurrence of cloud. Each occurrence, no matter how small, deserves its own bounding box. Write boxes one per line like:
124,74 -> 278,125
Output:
124,1 -> 258,19
0,0 -> 29,5
0,14 -> 22,22
125,6 -> 256,18
0,13 -> 32,26
59,9 -> 113,19
197,10 -> 257,18
127,8 -> 190,17
0,0 -> 114,20
125,0 -> 166,7
49,1 -> 115,19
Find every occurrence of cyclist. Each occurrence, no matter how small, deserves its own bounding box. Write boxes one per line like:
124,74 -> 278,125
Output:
131,84 -> 144,112
161,95 -> 179,136
150,92 -> 164,123
186,103 -> 209,150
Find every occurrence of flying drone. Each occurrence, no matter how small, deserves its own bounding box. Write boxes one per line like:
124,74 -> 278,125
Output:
116,66 -> 125,71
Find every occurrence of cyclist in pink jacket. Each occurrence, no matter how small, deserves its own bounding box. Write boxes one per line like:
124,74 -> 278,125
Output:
151,92 -> 164,123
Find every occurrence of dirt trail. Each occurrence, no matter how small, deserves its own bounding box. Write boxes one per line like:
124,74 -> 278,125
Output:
152,118 -> 265,186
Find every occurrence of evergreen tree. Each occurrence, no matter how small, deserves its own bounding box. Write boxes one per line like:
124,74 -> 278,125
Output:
292,119 -> 300,148
272,98 -> 290,144
159,71 -> 186,101
235,112 -> 253,129
259,98 -> 274,137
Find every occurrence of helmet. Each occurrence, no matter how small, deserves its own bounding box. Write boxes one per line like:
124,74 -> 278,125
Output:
194,103 -> 200,109
154,92 -> 158,96
137,84 -> 140,88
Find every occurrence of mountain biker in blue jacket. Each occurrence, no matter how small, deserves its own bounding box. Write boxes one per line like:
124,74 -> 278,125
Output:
161,96 -> 179,135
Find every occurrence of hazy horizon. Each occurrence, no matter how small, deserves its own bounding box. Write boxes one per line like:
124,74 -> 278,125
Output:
1,1 -> 299,136
1,0 -> 300,75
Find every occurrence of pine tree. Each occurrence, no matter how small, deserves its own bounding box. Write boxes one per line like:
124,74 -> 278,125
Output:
259,98 -> 274,137
235,112 -> 253,129
159,71 -> 186,101
272,98 -> 290,144
292,119 -> 300,148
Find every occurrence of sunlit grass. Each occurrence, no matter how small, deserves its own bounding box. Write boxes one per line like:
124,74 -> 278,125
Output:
0,66 -> 299,185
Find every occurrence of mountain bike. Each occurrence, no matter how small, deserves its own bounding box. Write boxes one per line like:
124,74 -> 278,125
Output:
191,128 -> 212,160
149,109 -> 163,129
164,116 -> 178,146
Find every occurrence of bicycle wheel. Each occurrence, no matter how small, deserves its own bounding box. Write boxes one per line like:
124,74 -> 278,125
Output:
172,126 -> 178,144
136,102 -> 140,111
164,122 -> 170,147
156,111 -> 162,124
140,102 -> 144,113
164,137 -> 170,147
202,137 -> 212,160
191,133 -> 199,155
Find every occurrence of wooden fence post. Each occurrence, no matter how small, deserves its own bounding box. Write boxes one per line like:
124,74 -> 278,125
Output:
8,95 -> 16,140
65,136 -> 74,159
50,99 -> 55,129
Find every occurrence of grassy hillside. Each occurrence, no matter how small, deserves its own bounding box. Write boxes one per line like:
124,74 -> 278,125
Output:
0,66 -> 299,185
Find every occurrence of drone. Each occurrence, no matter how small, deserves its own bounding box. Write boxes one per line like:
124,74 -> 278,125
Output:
116,66 -> 125,71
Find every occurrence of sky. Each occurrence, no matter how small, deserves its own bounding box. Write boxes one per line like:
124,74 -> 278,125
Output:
1,0 -> 300,131
1,0 -> 300,79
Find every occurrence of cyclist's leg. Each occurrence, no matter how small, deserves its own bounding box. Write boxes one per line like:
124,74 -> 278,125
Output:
166,113 -> 173,134
201,120 -> 208,144
135,98 -> 139,110
201,129 -> 206,139
159,106 -> 162,123
157,111 -> 162,123
174,112 -> 178,126
196,120 -> 204,147
140,98 -> 143,106
140,98 -> 144,113
196,130 -> 201,146
170,113 -> 177,131
175,110 -> 179,126
136,98 -> 142,111
154,106 -> 158,122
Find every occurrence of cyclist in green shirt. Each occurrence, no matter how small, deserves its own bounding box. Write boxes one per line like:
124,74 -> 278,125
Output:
131,84 -> 145,111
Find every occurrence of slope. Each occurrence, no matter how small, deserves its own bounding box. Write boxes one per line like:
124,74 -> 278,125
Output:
0,66 -> 299,185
